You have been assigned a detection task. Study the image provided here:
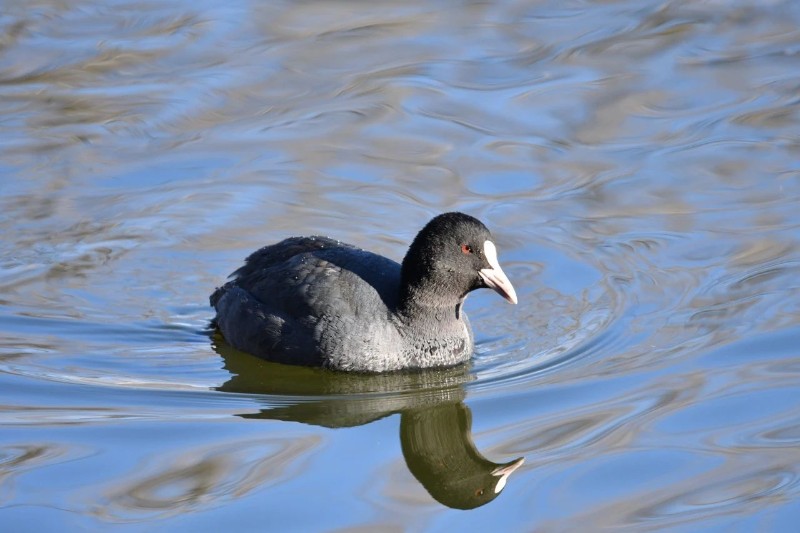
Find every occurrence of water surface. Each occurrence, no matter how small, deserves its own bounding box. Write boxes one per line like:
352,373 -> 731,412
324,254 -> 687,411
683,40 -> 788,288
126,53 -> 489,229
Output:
2,0 -> 800,530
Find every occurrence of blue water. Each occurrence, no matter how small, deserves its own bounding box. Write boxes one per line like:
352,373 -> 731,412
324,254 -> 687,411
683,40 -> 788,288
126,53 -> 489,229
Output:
1,0 -> 799,530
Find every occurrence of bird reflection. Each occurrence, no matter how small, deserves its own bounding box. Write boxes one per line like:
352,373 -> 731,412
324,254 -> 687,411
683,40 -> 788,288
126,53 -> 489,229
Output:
401,402 -> 525,509
214,338 -> 524,510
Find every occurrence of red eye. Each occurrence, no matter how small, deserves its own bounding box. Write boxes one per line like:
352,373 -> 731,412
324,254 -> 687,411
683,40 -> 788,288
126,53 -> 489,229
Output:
461,244 -> 472,254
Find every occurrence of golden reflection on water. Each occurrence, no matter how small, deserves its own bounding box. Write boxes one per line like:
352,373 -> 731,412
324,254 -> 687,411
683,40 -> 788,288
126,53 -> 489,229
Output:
0,444 -> 70,504
95,435 -> 321,521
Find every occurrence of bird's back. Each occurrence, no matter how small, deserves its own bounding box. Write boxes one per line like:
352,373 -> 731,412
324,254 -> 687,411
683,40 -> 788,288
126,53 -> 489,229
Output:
211,236 -> 405,370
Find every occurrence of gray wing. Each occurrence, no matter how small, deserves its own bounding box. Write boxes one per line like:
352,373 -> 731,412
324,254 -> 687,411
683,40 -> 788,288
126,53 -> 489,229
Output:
211,237 -> 401,367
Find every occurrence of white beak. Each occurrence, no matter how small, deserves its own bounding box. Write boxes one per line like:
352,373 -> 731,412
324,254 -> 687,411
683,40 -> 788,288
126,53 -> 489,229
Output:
479,240 -> 518,305
492,457 -> 525,493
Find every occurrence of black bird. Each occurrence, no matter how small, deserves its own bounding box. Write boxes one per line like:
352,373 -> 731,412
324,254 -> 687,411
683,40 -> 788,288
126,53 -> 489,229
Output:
210,212 -> 517,372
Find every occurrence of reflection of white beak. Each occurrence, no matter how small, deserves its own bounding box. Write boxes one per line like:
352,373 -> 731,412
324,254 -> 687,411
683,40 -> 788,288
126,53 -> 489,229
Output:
491,457 -> 525,493
479,240 -> 518,305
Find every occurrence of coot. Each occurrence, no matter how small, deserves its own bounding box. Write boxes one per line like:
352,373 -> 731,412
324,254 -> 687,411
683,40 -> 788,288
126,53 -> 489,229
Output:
211,212 -> 517,372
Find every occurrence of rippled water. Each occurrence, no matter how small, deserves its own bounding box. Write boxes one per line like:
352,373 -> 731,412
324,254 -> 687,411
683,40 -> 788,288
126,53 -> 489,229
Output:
2,0 -> 800,529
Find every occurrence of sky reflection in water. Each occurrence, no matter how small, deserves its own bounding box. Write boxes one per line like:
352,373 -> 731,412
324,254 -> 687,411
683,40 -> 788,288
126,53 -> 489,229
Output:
1,0 -> 799,530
